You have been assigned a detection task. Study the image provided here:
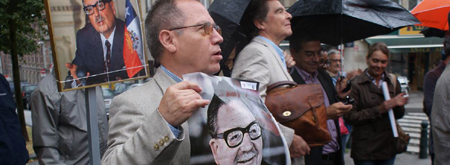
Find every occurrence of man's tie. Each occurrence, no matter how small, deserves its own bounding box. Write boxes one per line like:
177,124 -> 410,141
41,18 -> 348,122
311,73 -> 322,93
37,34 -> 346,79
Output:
105,40 -> 111,82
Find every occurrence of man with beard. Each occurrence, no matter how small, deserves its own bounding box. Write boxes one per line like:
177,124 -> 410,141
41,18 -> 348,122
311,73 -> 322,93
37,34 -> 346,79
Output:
208,96 -> 264,165
65,0 -> 140,87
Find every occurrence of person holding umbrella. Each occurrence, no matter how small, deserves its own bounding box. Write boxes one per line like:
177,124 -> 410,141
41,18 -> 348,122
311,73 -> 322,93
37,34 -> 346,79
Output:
231,0 -> 310,161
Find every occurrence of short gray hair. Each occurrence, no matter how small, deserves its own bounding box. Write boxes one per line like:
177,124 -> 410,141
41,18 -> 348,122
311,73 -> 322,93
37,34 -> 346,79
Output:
327,49 -> 340,57
144,0 -> 186,64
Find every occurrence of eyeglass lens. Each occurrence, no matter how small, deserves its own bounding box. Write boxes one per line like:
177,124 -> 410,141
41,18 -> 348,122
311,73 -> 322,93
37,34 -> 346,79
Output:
205,23 -> 221,36
84,1 -> 106,15
225,122 -> 261,147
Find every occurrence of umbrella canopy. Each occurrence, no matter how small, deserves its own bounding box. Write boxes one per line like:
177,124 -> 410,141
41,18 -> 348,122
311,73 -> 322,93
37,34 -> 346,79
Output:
411,0 -> 450,31
287,0 -> 421,46
420,27 -> 447,38
209,0 -> 250,76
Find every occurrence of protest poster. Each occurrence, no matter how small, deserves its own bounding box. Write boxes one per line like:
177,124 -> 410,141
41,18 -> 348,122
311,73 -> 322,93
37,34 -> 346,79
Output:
184,72 -> 289,165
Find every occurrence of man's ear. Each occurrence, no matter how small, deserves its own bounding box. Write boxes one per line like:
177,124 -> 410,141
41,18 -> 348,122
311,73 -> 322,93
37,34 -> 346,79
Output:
109,1 -> 116,16
159,30 -> 177,53
290,48 -> 297,60
209,139 -> 220,165
254,19 -> 264,30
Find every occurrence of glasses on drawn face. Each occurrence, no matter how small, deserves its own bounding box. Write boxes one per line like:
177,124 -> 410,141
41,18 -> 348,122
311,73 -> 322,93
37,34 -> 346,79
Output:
83,0 -> 111,15
213,121 -> 262,148
169,22 -> 222,36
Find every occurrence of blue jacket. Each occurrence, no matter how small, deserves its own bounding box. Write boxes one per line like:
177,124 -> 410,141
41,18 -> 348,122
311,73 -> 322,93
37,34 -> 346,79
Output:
0,74 -> 29,164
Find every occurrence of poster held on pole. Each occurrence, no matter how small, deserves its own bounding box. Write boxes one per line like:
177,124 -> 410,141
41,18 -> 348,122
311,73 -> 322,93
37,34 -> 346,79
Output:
86,87 -> 101,165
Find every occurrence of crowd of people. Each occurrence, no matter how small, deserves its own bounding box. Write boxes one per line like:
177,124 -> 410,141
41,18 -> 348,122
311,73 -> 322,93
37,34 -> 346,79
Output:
2,0 -> 450,165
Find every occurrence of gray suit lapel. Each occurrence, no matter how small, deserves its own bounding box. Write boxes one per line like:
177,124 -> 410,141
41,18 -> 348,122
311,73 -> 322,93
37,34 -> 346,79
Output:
253,37 -> 291,80
154,68 -> 178,94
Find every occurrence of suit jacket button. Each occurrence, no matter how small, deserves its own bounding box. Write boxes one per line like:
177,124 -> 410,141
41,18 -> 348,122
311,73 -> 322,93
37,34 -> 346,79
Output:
154,144 -> 159,150
159,139 -> 165,145
164,136 -> 169,142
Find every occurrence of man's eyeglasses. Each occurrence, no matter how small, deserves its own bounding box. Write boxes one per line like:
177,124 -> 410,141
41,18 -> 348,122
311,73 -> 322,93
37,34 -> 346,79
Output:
169,22 -> 222,36
329,59 -> 341,63
83,0 -> 112,15
213,121 -> 262,148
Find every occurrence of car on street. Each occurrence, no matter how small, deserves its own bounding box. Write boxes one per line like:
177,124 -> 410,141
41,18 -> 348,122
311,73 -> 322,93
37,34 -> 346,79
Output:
102,87 -> 116,118
22,84 -> 37,110
397,76 -> 410,92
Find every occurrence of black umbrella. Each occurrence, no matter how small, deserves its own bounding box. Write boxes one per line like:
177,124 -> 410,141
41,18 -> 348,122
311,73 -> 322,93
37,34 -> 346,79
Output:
420,27 -> 447,38
287,0 -> 421,46
208,0 -> 250,76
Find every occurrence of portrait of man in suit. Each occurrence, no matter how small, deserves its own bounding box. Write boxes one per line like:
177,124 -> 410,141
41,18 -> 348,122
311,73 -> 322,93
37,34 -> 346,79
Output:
64,0 -> 143,88
207,95 -> 263,165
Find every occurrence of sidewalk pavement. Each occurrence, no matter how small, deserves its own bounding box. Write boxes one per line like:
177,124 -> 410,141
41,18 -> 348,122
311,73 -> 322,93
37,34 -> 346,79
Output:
344,150 -> 431,165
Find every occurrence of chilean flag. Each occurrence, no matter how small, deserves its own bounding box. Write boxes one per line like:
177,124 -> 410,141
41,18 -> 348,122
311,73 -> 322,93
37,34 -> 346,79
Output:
123,0 -> 144,78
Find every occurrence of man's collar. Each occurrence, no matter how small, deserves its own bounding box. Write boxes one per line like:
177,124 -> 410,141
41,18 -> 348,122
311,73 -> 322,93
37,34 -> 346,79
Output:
294,66 -> 318,82
100,26 -> 116,41
326,70 -> 337,78
256,36 -> 282,52
160,65 -> 183,83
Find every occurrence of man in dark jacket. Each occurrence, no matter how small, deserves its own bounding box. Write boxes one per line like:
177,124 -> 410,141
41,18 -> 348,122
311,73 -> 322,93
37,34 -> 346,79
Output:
0,74 -> 29,164
423,49 -> 450,164
289,32 -> 353,165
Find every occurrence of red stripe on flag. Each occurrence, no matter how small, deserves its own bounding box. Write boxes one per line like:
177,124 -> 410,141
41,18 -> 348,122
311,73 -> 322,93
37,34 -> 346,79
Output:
123,25 -> 143,78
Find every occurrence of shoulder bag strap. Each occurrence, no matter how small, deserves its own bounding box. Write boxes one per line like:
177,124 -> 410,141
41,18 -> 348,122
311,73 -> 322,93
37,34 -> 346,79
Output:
267,81 -> 297,92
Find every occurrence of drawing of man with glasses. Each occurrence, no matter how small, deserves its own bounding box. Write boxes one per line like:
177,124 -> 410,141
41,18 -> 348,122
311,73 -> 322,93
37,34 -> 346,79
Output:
65,0 -> 136,88
207,95 -> 264,165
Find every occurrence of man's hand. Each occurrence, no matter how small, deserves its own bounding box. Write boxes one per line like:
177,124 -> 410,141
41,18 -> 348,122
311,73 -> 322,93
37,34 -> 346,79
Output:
66,63 -> 78,79
66,63 -> 90,85
345,69 -> 362,80
284,51 -> 296,68
326,102 -> 352,120
289,135 -> 310,157
380,93 -> 409,114
158,81 -> 210,127
336,76 -> 351,99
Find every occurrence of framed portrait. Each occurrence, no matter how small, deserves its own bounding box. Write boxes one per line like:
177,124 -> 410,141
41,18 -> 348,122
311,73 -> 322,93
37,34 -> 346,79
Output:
44,0 -> 149,92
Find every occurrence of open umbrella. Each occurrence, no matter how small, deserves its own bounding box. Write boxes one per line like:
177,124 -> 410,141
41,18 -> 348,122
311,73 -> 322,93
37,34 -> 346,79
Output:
420,27 -> 447,38
208,0 -> 250,76
287,0 -> 421,46
411,0 -> 450,31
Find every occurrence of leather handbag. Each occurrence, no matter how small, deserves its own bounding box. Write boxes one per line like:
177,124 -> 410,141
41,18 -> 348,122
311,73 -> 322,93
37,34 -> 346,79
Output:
265,81 -> 331,147
396,122 -> 410,153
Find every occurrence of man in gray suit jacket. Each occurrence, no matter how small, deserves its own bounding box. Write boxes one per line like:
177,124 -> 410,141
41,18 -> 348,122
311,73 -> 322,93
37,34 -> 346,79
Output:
102,0 -> 297,164
431,35 -> 450,165
232,0 -> 310,161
